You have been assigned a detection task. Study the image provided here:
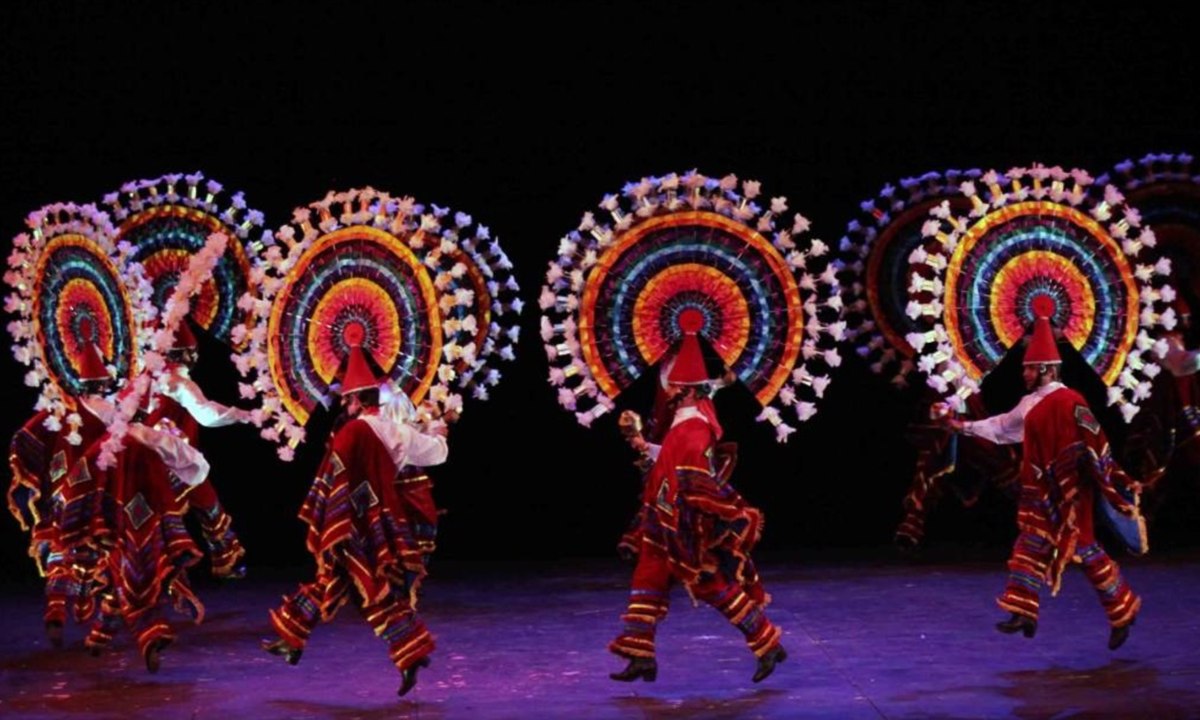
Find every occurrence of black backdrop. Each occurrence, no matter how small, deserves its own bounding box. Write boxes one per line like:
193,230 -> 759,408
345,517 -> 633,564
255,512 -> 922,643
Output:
3,2 -> 1199,579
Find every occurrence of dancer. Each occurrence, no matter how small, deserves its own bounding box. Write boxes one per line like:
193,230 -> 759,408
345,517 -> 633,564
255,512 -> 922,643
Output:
609,319 -> 787,683
65,380 -> 209,671
8,338 -> 112,646
262,339 -> 449,697
145,321 -> 252,578
942,315 -> 1144,648
616,347 -> 738,558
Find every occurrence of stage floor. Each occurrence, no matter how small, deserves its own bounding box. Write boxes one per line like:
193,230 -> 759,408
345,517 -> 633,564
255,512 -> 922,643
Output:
1,552 -> 1198,719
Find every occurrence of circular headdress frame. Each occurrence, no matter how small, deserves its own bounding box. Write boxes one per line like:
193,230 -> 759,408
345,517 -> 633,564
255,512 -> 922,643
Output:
906,165 -> 1176,422
1098,152 -> 1200,303
437,212 -> 522,403
232,188 -> 497,459
5,203 -> 153,431
541,171 -> 845,442
102,172 -> 269,348
838,169 -> 981,388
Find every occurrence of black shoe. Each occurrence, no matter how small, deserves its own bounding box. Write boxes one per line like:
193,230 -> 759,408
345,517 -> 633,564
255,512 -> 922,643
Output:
996,613 -> 1037,638
609,656 -> 657,682
398,656 -> 431,697
1109,618 -> 1135,650
261,637 -> 302,665
45,621 -> 63,649
752,645 -> 787,683
144,637 -> 171,674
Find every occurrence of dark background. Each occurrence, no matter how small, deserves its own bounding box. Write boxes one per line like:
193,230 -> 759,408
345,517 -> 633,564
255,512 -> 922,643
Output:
3,1 -> 1199,580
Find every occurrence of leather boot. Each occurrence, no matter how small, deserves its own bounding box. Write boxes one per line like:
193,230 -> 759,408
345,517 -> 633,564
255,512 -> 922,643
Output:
398,656 -> 431,697
1109,617 -> 1135,650
609,656 -> 657,682
144,637 -> 171,674
261,637 -> 303,665
752,645 -> 787,683
995,613 -> 1037,638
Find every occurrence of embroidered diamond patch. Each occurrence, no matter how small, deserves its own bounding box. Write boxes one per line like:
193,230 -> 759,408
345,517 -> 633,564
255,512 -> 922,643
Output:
655,481 -> 674,515
124,492 -> 153,530
48,451 -> 68,484
66,459 -> 92,487
1075,405 -> 1101,435
349,481 -> 379,517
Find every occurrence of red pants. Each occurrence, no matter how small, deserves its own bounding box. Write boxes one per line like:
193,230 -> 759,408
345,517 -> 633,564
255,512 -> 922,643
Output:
999,487 -> 1140,627
176,478 -> 246,577
610,541 -> 781,659
43,544 -> 102,626
269,566 -> 434,673
83,578 -> 198,661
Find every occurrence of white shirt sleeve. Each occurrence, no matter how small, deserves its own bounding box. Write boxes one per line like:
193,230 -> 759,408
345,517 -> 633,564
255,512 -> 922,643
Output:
127,423 -> 211,488
398,423 -> 449,468
960,393 -> 1038,445
165,375 -> 244,427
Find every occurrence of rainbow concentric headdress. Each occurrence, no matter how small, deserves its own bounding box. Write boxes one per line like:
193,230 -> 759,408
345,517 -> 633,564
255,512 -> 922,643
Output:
5,203 -> 153,438
906,165 -> 1176,422
541,171 -> 844,442
233,188 -> 515,460
1098,152 -> 1200,302
838,169 -> 981,387
102,172 -> 268,347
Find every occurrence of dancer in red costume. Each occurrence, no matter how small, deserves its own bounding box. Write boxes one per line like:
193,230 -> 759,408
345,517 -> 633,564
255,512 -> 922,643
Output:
263,334 -> 450,698
63,380 -> 208,672
609,311 -> 787,684
7,336 -> 111,647
943,313 -> 1144,649
616,347 -> 739,558
145,321 -> 253,578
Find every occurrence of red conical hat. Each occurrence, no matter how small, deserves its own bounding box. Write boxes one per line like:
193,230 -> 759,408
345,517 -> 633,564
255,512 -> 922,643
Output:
172,320 -> 198,350
77,343 -> 110,382
667,308 -> 711,385
76,318 -> 110,382
338,322 -> 380,395
1023,315 -> 1061,365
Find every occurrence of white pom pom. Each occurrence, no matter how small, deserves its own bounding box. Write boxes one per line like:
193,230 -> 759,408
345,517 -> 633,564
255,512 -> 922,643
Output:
796,402 -> 817,422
